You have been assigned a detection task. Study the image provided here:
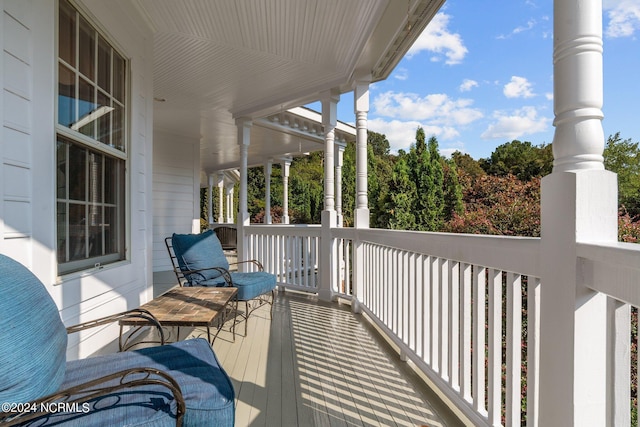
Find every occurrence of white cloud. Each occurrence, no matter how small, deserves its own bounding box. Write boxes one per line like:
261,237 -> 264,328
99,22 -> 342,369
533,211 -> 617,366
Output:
604,0 -> 640,37
406,13 -> 468,65
459,79 -> 478,92
481,106 -> 550,140
368,118 -> 461,154
504,76 -> 535,99
394,68 -> 409,81
372,91 -> 483,126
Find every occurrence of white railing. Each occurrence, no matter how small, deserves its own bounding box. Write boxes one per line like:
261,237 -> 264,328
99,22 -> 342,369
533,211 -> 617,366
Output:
245,225 -> 321,292
577,241 -> 640,426
350,229 -> 540,427
244,225 -> 639,426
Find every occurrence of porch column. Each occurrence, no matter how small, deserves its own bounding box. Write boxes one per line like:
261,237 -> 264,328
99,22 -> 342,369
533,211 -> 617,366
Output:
354,78 -> 370,228
539,1 -> 616,426
207,174 -> 214,224
351,78 -> 370,313
236,118 -> 252,266
217,172 -> 224,224
264,159 -> 272,224
335,141 -> 346,227
225,184 -> 234,224
281,158 -> 291,224
319,89 -> 339,302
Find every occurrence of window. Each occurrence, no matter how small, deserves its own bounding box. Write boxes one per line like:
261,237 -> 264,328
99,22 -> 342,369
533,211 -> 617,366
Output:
57,0 -> 127,274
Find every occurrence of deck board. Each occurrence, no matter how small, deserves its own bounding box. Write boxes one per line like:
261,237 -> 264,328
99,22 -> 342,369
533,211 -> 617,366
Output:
190,290 -> 464,427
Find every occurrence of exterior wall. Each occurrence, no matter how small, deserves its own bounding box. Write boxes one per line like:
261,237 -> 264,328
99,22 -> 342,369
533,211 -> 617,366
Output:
152,129 -> 200,272
0,0 -> 155,360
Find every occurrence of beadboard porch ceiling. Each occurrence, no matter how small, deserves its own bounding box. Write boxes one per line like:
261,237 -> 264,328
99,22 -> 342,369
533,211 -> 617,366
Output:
131,0 -> 445,174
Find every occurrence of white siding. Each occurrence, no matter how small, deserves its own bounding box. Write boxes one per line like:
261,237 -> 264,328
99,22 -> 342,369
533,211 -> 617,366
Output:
1,0 -> 156,360
152,129 -> 200,272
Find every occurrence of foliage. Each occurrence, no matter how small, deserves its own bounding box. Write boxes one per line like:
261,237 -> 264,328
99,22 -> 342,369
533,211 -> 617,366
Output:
445,173 -> 541,236
452,151 -> 486,179
479,140 -> 553,181
604,132 -> 640,218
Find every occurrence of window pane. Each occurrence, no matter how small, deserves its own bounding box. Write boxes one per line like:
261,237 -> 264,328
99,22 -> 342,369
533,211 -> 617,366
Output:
57,202 -> 68,263
79,16 -> 95,80
104,206 -> 117,254
97,37 -> 111,92
113,52 -> 125,103
97,91 -> 111,145
68,143 -> 86,201
112,104 -> 124,151
58,0 -> 76,67
88,208 -> 103,257
69,203 -> 87,261
104,156 -> 117,204
56,141 -> 68,199
58,64 -> 76,127
77,77 -> 96,138
88,153 -> 103,207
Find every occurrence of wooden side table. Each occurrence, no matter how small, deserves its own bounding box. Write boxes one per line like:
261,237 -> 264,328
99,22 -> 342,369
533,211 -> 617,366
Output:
119,286 -> 238,348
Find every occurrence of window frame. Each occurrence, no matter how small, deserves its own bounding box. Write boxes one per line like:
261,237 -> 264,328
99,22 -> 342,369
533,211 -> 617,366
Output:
55,0 -> 129,276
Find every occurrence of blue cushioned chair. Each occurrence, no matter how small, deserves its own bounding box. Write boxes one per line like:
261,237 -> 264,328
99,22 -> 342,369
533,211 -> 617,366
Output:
0,254 -> 235,427
166,230 -> 277,336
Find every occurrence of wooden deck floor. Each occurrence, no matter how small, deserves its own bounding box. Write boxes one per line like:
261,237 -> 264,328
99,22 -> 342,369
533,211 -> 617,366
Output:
201,291 -> 462,427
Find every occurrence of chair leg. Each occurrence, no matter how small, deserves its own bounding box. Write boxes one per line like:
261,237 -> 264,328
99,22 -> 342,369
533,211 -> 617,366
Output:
244,300 -> 249,336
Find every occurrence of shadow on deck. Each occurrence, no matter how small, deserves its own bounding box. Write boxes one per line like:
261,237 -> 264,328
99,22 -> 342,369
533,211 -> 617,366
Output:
112,274 -> 463,426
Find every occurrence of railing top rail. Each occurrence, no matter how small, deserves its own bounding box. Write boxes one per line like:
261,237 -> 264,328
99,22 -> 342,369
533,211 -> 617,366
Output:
355,228 -> 541,277
577,241 -> 640,306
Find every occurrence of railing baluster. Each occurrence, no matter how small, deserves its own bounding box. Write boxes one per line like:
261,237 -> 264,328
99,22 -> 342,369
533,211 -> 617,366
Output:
449,260 -> 460,392
424,255 -> 432,366
473,265 -> 487,416
488,268 -> 502,426
527,277 -> 540,427
431,256 -> 440,374
506,272 -> 522,427
461,262 -> 473,403
608,299 -> 630,426
441,258 -> 450,382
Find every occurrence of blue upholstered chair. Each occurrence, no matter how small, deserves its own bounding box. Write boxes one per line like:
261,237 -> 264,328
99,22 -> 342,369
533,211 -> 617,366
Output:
0,254 -> 235,427
166,230 -> 277,336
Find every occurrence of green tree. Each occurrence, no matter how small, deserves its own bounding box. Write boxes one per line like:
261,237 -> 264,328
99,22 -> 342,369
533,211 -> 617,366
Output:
443,158 -> 464,221
480,140 -> 552,181
383,153 -> 416,230
604,132 -> 640,218
451,151 -> 486,178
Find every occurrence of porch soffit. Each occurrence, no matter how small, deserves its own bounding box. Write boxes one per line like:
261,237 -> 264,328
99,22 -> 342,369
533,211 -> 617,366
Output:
129,0 -> 444,173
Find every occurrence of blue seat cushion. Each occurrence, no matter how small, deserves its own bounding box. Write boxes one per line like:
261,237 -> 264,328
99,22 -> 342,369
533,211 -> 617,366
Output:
172,231 -> 229,285
29,339 -> 234,426
200,271 -> 276,301
0,255 -> 67,405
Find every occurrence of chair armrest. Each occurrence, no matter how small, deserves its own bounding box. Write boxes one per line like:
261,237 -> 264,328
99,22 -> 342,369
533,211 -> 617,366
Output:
174,265 -> 233,286
0,367 -> 185,427
66,309 -> 166,349
229,259 -> 264,271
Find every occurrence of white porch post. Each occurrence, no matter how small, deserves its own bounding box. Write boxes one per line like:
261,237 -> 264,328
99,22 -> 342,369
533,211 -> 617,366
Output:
281,158 -> 291,224
319,89 -> 339,302
352,79 -> 370,313
207,174 -> 214,224
335,141 -> 346,227
225,184 -> 234,224
539,1 -> 616,426
236,118 -> 252,266
217,172 -> 224,224
264,159 -> 272,224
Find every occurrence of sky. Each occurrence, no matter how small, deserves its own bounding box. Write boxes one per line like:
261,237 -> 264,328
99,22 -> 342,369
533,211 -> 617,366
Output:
320,0 -> 640,161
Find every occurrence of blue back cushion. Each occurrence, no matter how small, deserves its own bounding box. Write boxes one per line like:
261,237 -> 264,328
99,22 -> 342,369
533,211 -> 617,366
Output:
0,254 -> 67,404
171,231 -> 230,285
